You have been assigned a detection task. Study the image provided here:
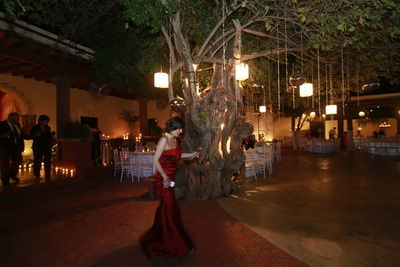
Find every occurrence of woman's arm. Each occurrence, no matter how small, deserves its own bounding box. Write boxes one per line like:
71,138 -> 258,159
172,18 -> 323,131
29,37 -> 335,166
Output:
153,136 -> 170,188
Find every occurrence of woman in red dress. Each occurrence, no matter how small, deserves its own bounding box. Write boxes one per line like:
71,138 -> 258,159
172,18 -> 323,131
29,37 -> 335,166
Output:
140,117 -> 199,258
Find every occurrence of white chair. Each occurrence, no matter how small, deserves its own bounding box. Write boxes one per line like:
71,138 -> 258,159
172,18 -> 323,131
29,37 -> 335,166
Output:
244,151 -> 257,180
119,151 -> 134,182
121,147 -> 130,160
245,149 -> 266,180
129,152 -> 141,182
260,144 -> 274,176
273,142 -> 281,162
138,153 -> 154,180
113,149 -> 122,177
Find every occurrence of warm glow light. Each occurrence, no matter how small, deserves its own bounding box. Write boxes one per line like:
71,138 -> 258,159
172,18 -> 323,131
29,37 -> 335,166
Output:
310,111 -> 316,118
218,139 -> 223,156
193,63 -> 198,71
235,63 -> 249,81
302,113 -> 307,118
379,122 -> 391,128
220,123 -> 225,130
326,104 -> 337,115
226,136 -> 232,153
322,114 -> 326,118
154,72 -> 169,88
299,83 -> 313,97
358,111 -> 365,117
259,105 -> 267,113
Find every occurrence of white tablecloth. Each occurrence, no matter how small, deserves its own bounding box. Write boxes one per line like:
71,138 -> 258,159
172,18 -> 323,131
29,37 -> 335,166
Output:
130,152 -> 156,176
303,140 -> 335,153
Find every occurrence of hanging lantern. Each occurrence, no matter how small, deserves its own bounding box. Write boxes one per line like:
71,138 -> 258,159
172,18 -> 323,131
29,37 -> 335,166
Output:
154,72 -> 169,88
310,111 -> 316,118
235,63 -> 249,81
289,75 -> 306,87
326,104 -> 337,115
259,105 -> 267,113
359,111 -> 365,117
169,96 -> 186,113
299,83 -> 313,97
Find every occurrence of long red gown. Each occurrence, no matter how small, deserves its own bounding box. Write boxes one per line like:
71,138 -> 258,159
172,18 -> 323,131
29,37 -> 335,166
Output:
139,147 -> 194,258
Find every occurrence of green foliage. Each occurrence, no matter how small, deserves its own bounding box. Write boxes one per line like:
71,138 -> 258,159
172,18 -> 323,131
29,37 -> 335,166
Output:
119,110 -> 140,125
120,0 -> 179,32
4,0 -> 400,103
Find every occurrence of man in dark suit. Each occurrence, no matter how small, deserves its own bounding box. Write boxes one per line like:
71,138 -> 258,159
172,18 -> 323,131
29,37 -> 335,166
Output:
30,115 -> 53,180
0,112 -> 25,185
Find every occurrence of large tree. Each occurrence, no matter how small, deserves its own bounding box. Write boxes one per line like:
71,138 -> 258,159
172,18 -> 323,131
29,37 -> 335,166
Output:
5,0 -> 400,199
119,0 -> 399,199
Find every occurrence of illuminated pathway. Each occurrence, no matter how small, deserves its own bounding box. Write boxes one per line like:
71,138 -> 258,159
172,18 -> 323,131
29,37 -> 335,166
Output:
219,150 -> 400,267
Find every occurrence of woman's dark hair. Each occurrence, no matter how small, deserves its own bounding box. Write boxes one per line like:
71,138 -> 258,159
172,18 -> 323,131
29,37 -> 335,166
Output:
165,116 -> 185,133
38,114 -> 50,122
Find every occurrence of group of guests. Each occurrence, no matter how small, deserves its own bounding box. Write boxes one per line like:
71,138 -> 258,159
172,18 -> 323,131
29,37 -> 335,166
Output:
0,112 -> 55,187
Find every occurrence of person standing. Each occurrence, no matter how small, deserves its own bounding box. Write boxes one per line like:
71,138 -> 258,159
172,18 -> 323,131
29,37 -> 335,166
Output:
0,112 -> 26,184
0,126 -> 12,186
329,127 -> 336,140
91,127 -> 102,167
29,115 -> 53,180
140,117 -> 198,258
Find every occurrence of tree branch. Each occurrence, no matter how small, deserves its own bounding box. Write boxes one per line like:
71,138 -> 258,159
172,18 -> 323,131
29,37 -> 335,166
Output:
197,2 -> 244,57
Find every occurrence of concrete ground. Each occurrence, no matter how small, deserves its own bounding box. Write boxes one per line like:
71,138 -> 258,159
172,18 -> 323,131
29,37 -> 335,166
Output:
219,150 -> 400,267
1,150 -> 399,266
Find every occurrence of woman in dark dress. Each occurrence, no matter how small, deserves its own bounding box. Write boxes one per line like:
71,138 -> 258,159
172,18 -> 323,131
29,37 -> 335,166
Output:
140,117 -> 199,258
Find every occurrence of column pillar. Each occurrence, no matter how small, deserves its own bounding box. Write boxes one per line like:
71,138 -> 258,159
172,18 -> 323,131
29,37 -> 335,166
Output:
337,101 -> 344,151
55,77 -> 71,134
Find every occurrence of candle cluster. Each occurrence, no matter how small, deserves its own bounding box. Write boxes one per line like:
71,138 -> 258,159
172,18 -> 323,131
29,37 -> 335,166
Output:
54,167 -> 75,177
18,163 -> 75,177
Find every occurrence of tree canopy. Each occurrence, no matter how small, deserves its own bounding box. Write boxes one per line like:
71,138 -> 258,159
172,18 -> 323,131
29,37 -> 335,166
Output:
4,0 -> 399,101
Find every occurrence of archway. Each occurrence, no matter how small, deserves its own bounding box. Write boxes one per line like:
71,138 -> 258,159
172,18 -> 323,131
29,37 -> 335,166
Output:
0,90 -> 24,120
0,82 -> 33,121
0,82 -> 35,161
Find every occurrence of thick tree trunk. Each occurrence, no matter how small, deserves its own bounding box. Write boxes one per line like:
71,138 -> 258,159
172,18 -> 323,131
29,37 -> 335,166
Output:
183,64 -> 252,200
169,12 -> 252,200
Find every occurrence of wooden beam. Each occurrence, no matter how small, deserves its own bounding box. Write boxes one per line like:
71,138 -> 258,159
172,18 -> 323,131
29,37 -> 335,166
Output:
24,70 -> 48,78
0,58 -> 18,67
0,62 -> 26,73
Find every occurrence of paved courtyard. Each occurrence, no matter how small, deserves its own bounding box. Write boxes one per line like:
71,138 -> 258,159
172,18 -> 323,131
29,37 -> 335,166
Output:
1,150 -> 399,266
